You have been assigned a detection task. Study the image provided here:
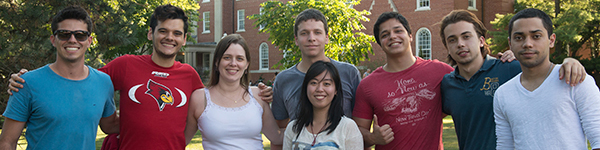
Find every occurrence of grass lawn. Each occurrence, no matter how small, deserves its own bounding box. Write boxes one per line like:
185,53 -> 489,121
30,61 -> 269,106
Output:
0,116 -> 458,150
2,117 -> 595,149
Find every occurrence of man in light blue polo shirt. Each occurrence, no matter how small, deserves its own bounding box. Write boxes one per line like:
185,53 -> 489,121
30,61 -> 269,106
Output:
439,10 -> 586,150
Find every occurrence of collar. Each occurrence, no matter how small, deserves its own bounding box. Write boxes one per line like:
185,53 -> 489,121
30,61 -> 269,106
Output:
449,55 -> 497,79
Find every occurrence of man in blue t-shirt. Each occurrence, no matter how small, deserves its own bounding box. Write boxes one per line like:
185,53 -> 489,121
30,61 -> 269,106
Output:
0,6 -> 118,150
438,10 -> 586,150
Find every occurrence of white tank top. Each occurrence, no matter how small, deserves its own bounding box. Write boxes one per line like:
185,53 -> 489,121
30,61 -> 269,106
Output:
198,88 -> 264,149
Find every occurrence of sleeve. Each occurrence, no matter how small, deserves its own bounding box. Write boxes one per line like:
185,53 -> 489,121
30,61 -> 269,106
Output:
99,55 -> 126,91
2,80 -> 32,122
572,75 -> 600,149
188,66 -> 205,90
271,76 -> 289,120
493,89 -> 514,149
345,119 -> 364,150
352,82 -> 373,120
347,65 -> 362,117
442,62 -> 455,74
283,121 -> 296,149
102,81 -> 116,118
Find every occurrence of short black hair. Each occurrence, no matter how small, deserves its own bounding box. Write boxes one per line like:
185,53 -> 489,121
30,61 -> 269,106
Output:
149,4 -> 189,34
373,12 -> 411,46
294,9 -> 328,37
51,5 -> 93,33
508,8 -> 553,39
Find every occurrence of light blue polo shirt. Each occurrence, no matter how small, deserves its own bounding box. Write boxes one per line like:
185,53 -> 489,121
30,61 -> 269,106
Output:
441,57 -> 521,150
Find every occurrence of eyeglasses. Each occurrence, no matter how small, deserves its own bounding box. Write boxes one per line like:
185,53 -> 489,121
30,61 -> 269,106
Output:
53,30 -> 90,42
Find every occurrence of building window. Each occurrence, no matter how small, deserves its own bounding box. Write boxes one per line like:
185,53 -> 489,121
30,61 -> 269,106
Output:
416,28 -> 431,60
202,12 -> 210,33
202,53 -> 211,72
415,0 -> 430,11
468,0 -> 477,11
202,0 -> 209,3
237,10 -> 245,32
259,42 -> 269,70
190,20 -> 197,43
259,7 -> 265,30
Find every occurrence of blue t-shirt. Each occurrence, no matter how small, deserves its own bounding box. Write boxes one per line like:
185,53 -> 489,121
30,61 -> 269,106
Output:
441,58 -> 521,150
3,65 -> 115,150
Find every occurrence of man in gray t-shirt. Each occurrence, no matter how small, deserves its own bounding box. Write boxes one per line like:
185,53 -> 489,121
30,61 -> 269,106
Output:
271,9 -> 361,128
272,58 -> 360,122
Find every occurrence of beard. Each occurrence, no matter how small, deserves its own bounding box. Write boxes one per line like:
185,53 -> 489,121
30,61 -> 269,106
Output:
152,41 -> 179,59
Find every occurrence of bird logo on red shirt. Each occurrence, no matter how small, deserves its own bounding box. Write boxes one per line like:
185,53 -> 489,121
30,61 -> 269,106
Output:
145,79 -> 174,111
128,79 -> 188,111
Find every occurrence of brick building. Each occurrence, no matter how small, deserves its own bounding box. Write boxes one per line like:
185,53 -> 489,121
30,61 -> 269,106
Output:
185,0 -> 514,83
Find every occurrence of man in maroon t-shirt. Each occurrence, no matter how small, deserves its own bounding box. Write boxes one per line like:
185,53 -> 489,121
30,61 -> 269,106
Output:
352,12 -> 453,150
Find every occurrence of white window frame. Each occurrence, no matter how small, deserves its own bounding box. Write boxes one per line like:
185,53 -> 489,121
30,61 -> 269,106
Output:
237,9 -> 245,32
415,28 -> 431,60
259,7 -> 265,30
202,0 -> 210,3
468,0 -> 478,11
415,0 -> 431,11
202,11 -> 210,33
259,42 -> 269,70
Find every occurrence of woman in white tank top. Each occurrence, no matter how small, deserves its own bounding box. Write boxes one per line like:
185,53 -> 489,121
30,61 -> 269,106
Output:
184,34 -> 284,149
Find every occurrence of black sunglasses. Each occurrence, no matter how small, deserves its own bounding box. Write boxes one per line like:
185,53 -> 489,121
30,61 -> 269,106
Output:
53,30 -> 90,42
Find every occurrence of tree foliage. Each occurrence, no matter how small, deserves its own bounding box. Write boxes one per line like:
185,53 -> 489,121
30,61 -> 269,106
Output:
249,0 -> 374,69
488,0 -> 600,75
0,0 -> 200,117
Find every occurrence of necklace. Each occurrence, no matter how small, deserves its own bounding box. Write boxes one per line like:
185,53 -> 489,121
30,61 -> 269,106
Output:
215,86 -> 244,103
310,123 -> 328,146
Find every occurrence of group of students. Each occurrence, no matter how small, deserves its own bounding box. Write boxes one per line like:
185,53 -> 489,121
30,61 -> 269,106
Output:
1,3 -> 600,150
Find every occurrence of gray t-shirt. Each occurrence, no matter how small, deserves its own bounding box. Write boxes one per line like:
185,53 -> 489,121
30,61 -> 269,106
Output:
271,59 -> 361,121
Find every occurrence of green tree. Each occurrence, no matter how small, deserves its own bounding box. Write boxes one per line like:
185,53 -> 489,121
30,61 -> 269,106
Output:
0,0 -> 200,121
489,0 -> 600,76
249,0 -> 375,69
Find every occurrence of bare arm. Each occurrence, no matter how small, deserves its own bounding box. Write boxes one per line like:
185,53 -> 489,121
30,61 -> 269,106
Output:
184,89 -> 206,144
7,69 -> 27,95
255,82 -> 273,103
498,50 -> 516,62
276,118 -> 290,128
253,87 -> 284,145
0,118 -> 26,150
559,58 -> 586,86
353,115 -> 394,148
99,112 -> 120,134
